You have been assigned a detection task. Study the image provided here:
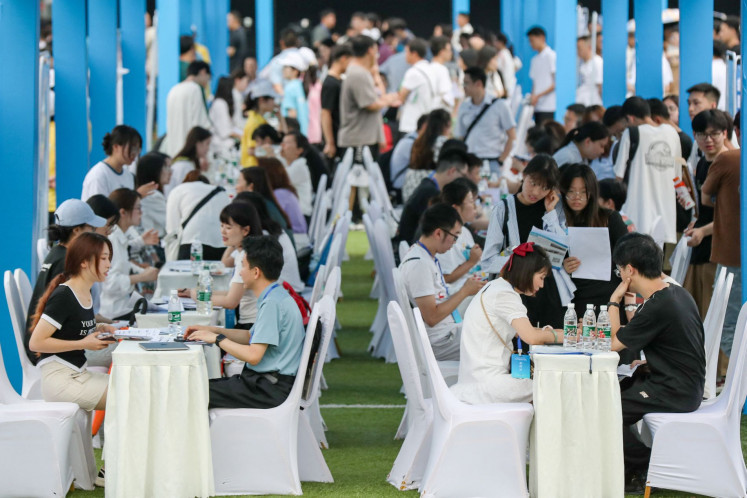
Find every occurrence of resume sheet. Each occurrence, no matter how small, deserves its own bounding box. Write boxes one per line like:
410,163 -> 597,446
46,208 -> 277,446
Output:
568,227 -> 610,281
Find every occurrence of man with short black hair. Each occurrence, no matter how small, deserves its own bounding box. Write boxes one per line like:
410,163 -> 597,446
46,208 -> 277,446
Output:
227,10 -> 250,71
280,132 -> 313,218
456,66 -> 516,175
162,61 -> 213,157
187,236 -> 306,409
608,232 -> 705,493
312,9 -> 336,47
614,96 -> 681,244
527,26 -> 556,125
563,103 -> 586,133
321,43 -> 353,159
258,28 -> 300,95
430,35 -> 455,112
576,35 -> 603,106
179,35 -> 196,81
399,204 -> 486,360
687,83 -> 720,121
398,38 -> 435,135
396,142 -> 470,245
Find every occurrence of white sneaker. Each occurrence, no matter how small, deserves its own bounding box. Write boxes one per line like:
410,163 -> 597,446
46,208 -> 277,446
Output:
95,468 -> 105,487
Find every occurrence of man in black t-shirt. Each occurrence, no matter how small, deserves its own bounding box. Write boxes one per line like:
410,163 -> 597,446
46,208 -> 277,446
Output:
608,233 -> 705,493
321,44 -> 353,160
395,143 -> 469,245
227,11 -> 250,72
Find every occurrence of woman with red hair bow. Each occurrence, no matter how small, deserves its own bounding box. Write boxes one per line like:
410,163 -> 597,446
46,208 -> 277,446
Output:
451,242 -> 562,404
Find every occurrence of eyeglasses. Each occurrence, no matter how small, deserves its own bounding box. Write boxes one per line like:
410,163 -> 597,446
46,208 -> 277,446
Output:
694,131 -> 724,141
565,190 -> 588,200
442,229 -> 460,241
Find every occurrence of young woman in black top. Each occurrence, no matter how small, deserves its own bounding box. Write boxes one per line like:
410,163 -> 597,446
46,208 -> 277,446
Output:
560,163 -> 628,319
29,232 -> 116,411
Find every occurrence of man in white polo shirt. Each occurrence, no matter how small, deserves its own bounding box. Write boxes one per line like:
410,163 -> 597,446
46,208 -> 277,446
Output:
397,38 -> 436,135
399,204 -> 485,361
527,26 -> 557,125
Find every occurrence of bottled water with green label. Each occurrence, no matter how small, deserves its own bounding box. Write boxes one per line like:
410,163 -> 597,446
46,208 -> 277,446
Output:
582,304 -> 596,350
167,290 -> 182,338
197,270 -> 213,315
190,239 -> 203,274
563,303 -> 577,348
597,305 -> 611,351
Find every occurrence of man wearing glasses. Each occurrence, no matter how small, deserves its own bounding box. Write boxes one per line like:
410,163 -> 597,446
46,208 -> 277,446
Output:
396,141 -> 470,246
399,204 -> 486,361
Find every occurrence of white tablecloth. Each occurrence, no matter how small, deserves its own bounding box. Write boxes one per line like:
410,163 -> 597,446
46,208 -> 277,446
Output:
134,310 -> 224,379
105,341 -> 214,498
529,349 -> 624,498
154,260 -> 232,298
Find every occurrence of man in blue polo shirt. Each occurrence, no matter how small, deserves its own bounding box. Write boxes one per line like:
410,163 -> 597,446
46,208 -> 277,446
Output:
186,236 -> 305,409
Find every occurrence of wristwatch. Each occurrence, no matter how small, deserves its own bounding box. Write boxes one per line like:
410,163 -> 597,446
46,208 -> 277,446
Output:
215,334 -> 227,347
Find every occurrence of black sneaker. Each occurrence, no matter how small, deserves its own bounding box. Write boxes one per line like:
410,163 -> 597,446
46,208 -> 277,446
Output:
624,471 -> 646,495
95,467 -> 105,487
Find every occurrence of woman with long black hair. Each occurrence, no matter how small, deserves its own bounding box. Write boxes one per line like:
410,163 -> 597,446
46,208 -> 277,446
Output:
167,126 -> 213,193
552,121 -> 609,169
402,109 -> 452,202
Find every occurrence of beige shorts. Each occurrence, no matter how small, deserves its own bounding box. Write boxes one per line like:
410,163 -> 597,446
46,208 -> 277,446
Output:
40,362 -> 109,411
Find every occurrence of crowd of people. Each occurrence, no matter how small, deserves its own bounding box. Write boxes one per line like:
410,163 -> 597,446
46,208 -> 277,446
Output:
28,7 -> 742,493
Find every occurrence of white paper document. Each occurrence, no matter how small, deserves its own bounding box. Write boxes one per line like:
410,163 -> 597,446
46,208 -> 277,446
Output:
527,227 -> 568,270
568,227 -> 611,281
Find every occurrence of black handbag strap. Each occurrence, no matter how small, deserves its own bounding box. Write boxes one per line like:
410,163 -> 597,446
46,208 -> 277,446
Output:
464,98 -> 498,142
182,186 -> 224,229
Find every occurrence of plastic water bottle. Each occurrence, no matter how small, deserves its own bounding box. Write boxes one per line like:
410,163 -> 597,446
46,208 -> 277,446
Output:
563,303 -> 578,348
478,160 -> 491,192
581,304 -> 596,350
196,270 -> 213,315
167,290 -> 182,338
190,239 -> 203,274
597,306 -> 611,351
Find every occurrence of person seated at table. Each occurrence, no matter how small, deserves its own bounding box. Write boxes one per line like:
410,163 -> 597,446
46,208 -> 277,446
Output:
185,236 -> 305,409
399,203 -> 486,361
29,232 -> 117,409
185,203 -> 263,333
559,163 -> 627,319
236,166 -> 295,244
607,232 -> 705,493
451,242 -> 560,404
101,189 -> 159,320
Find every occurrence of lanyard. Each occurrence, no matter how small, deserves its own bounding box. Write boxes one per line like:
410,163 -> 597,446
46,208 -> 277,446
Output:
417,241 -> 449,297
263,282 -> 280,301
427,173 -> 440,191
516,337 -> 523,354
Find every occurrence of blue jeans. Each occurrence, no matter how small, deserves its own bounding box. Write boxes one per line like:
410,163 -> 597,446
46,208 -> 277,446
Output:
717,265 -> 742,357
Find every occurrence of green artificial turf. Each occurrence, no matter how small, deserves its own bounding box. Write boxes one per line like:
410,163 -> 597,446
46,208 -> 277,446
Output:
68,231 -> 742,497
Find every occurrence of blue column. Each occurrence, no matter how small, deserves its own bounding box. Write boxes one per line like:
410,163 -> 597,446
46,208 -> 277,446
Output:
502,0 -> 540,96
678,0 -> 713,135
204,0 -> 229,87
256,0 -> 275,70
452,0 -> 470,31
53,0 -> 89,203
602,0 -> 628,107
120,0 -> 147,142
0,0 -> 40,391
552,0 -> 576,122
88,0 -> 118,165
633,0 -> 663,98
157,0 -> 180,137
180,0 -> 192,36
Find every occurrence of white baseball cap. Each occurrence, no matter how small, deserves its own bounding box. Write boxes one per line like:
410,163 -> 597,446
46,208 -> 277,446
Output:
278,51 -> 307,72
54,199 -> 106,228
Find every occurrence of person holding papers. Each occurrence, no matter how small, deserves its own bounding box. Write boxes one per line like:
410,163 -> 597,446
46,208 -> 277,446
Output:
452,243 -> 561,404
481,155 -> 569,328
606,233 -> 705,493
560,163 -> 627,319
186,236 -> 305,409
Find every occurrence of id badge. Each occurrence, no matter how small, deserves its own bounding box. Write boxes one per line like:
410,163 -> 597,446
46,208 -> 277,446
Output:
452,309 -> 462,324
511,354 -> 531,379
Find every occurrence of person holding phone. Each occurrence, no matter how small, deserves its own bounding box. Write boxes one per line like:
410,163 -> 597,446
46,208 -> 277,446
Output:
29,232 -> 117,412
452,243 -> 560,404
481,154 -> 571,328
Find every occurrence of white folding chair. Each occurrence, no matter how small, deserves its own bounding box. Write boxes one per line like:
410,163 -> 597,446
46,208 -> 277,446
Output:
4,271 -> 42,399
386,302 -> 433,491
37,238 -> 49,267
413,309 -> 534,497
668,235 -> 692,285
0,332 -> 98,492
14,268 -> 32,318
641,301 -> 747,497
398,240 -> 410,264
703,268 -> 733,400
362,214 -> 388,352
296,296 -> 336,478
366,218 -> 398,363
209,298 -> 335,495
511,96 -> 534,158
307,174 -> 328,248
